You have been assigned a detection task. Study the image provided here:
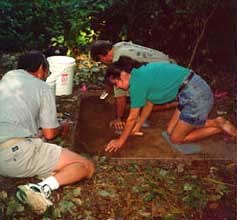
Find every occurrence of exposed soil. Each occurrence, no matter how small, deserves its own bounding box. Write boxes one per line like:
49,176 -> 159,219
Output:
75,90 -> 236,161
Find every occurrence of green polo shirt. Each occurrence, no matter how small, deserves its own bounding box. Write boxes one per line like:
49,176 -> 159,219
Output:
129,62 -> 190,108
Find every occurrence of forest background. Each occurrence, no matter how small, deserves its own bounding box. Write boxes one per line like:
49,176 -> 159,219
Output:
0,0 -> 236,69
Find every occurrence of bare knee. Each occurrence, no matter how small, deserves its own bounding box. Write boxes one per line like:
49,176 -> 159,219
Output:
76,158 -> 95,179
68,151 -> 95,177
84,159 -> 95,178
56,149 -> 95,178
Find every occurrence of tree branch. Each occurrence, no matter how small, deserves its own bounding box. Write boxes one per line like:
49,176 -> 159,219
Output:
188,1 -> 220,68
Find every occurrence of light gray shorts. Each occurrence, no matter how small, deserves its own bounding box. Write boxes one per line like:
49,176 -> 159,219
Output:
0,138 -> 62,179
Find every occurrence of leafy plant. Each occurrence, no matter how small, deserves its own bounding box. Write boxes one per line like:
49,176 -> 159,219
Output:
182,182 -> 208,208
0,53 -> 19,75
74,53 -> 106,86
0,0 -> 122,52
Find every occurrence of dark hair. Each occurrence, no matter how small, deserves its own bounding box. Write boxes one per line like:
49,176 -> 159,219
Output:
17,51 -> 48,72
90,40 -> 113,61
105,56 -> 147,84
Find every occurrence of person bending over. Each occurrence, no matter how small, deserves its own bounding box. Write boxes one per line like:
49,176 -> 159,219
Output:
104,56 -> 237,152
90,40 -> 177,130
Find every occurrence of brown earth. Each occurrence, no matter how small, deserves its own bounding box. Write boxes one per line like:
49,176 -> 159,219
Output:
74,90 -> 236,161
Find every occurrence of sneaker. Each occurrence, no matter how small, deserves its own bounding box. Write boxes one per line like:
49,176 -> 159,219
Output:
16,183 -> 52,214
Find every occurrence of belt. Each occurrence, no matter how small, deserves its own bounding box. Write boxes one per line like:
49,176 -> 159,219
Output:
0,138 -> 27,149
178,71 -> 195,94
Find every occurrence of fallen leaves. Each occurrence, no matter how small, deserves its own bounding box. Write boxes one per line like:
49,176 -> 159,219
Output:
0,158 -> 235,219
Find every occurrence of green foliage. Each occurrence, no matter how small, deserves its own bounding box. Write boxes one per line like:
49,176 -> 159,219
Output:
182,182 -> 208,208
0,53 -> 19,75
0,0 -> 120,52
5,196 -> 25,216
0,0 -> 231,69
90,0 -> 224,65
0,144 -> 235,219
98,189 -> 116,198
74,53 -> 106,86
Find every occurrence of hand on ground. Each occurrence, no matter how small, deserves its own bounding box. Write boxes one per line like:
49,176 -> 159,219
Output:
60,119 -> 70,136
105,139 -> 123,152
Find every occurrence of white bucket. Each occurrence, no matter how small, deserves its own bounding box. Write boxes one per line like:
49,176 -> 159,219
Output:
46,56 -> 76,96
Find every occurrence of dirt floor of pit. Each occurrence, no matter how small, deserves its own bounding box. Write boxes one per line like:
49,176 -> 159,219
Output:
74,90 -> 237,161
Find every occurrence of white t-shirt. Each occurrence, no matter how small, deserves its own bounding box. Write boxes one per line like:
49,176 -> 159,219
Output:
113,41 -> 171,63
0,69 -> 59,142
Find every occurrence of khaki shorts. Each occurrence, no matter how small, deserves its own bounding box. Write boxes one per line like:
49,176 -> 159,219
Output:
113,86 -> 129,97
0,138 -> 62,179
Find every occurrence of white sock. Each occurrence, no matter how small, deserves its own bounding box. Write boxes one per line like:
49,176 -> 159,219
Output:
38,176 -> 60,191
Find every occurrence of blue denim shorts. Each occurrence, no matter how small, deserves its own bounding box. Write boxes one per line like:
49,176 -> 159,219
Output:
177,73 -> 214,126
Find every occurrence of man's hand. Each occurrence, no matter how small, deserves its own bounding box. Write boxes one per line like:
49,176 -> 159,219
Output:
105,139 -> 124,152
36,129 -> 43,138
59,119 -> 70,137
109,118 -> 125,130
